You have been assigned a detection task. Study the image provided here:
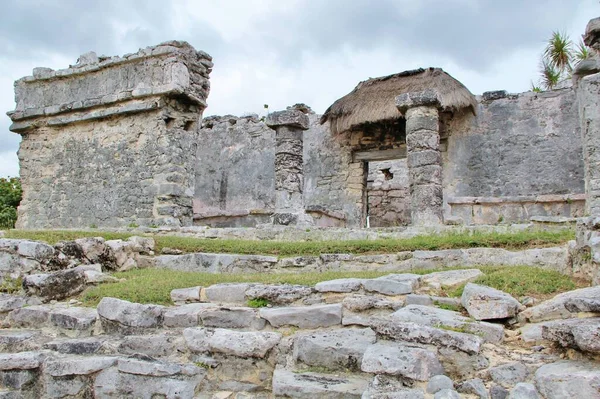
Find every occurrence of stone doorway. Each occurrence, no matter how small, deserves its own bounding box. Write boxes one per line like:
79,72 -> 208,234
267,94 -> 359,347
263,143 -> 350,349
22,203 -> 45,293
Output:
366,159 -> 411,227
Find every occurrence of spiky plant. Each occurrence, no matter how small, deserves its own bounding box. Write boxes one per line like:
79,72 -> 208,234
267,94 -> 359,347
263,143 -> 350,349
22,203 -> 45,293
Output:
539,58 -> 561,90
543,31 -> 573,74
574,39 -> 591,61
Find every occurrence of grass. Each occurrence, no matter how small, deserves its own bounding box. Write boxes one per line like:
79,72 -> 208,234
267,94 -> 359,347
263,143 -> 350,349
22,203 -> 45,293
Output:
247,298 -> 270,308
79,265 -> 581,307
80,269 -> 393,306
5,229 -> 575,257
0,277 -> 22,294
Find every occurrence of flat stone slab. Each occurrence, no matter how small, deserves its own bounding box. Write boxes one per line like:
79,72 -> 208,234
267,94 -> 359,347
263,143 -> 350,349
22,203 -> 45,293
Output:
45,356 -> 117,376
8,305 -> 54,327
204,283 -> 253,304
519,286 -> 600,323
199,306 -> 266,329
293,328 -> 376,371
170,286 -> 201,304
361,341 -> 443,381
245,284 -> 313,304
541,317 -> 600,354
363,274 -> 421,295
0,351 -> 44,370
392,304 -> 504,343
489,362 -> 529,388
23,268 -> 87,302
162,303 -> 216,328
0,294 -> 25,313
535,361 -> 600,399
461,283 -> 522,320
315,278 -> 365,293
97,297 -> 164,331
183,327 -> 281,358
564,297 -> 600,313
44,337 -> 106,355
271,368 -> 369,398
371,320 -> 483,354
259,304 -> 342,328
117,358 -> 199,377
421,269 -> 483,288
49,307 -> 98,331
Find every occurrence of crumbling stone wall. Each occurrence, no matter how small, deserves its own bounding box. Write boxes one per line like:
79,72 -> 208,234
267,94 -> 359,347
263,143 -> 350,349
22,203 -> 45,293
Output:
8,41 -> 212,228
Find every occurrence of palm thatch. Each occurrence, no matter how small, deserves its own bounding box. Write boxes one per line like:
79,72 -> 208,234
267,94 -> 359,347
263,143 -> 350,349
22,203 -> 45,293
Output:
321,68 -> 477,135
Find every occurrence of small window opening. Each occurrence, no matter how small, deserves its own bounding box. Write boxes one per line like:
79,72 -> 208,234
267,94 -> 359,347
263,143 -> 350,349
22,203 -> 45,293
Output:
382,168 -> 393,180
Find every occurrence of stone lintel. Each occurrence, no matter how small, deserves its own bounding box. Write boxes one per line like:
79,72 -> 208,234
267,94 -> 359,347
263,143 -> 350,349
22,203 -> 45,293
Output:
266,110 -> 309,130
395,89 -> 441,115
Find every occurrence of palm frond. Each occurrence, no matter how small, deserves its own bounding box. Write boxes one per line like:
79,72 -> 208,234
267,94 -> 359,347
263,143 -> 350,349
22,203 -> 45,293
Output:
543,31 -> 573,73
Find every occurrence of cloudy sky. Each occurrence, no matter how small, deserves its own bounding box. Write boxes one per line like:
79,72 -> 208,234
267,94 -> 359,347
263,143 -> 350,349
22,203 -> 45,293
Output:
0,0 -> 597,177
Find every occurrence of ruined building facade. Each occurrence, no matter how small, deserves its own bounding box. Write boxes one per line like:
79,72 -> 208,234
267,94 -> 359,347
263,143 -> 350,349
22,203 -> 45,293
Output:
7,31 -> 599,230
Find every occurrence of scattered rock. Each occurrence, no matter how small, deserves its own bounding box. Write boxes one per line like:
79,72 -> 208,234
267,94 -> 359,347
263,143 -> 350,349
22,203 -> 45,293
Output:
541,317 -> 600,354
508,383 -> 540,399
361,341 -> 443,381
519,286 -> 600,323
23,268 -> 87,302
535,361 -> 600,399
490,384 -> 509,399
427,374 -> 454,394
435,389 -> 462,399
458,378 -> 489,398
461,283 -> 523,320
489,362 -> 529,388
259,304 -> 342,328
363,374 -> 425,398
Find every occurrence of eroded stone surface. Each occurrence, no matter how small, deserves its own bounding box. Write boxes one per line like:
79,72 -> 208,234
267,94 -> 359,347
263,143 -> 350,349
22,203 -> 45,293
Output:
535,361 -> 600,399
97,297 -> 164,333
184,328 -> 281,358
462,283 -> 522,320
361,341 -> 443,381
259,304 -> 342,328
272,368 -> 369,398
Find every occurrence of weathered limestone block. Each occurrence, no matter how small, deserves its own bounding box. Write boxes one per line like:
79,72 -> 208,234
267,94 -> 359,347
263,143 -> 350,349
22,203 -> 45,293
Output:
259,303 -> 342,328
363,375 -> 426,398
245,284 -> 313,304
271,368 -> 369,398
461,283 -> 523,320
183,328 -> 281,358
0,239 -> 56,282
293,328 -> 376,371
8,41 -> 212,228
541,317 -> 600,354
170,286 -> 202,304
361,341 -> 443,381
535,361 -> 600,399
519,285 -> 600,323
97,297 -> 164,334
392,305 -> 504,343
23,268 -> 87,302
362,273 -> 420,295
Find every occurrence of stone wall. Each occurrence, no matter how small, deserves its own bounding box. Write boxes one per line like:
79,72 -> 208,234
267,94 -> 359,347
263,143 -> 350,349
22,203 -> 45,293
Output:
444,89 -> 583,198
9,42 -> 212,228
366,160 -> 410,227
194,115 -> 275,227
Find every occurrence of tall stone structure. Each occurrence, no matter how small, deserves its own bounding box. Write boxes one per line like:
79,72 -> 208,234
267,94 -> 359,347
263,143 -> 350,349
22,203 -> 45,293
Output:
396,90 -> 444,226
573,17 -> 600,285
8,41 -> 212,228
266,109 -> 310,225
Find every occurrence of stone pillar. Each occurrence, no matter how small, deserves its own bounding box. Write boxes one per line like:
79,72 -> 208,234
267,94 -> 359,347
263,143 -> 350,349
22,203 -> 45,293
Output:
396,89 -> 443,226
266,109 -> 310,225
7,41 -> 212,228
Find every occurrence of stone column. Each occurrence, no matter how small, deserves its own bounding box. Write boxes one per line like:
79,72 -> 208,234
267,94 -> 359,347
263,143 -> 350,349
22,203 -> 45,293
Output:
266,109 -> 310,225
396,89 -> 443,226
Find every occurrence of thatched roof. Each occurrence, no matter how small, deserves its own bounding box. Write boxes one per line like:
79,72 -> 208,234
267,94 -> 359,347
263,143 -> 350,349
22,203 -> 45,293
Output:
321,68 -> 477,135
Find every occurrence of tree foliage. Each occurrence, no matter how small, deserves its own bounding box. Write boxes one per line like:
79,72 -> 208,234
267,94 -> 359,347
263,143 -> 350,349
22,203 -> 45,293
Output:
0,177 -> 22,229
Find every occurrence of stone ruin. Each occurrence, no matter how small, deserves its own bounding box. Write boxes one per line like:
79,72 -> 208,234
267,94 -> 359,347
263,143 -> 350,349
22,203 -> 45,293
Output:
6,35 -> 591,231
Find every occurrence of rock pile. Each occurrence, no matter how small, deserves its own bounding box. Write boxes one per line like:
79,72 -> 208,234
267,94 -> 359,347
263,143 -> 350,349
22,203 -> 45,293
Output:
0,267 -> 598,398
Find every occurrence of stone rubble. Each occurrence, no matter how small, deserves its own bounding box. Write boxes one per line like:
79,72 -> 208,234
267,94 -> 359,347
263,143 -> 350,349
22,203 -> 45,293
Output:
0,266 -> 598,398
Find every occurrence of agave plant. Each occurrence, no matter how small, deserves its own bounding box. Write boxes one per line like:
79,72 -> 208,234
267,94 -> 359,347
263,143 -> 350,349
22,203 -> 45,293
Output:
543,31 -> 573,74
574,39 -> 591,62
539,58 -> 561,90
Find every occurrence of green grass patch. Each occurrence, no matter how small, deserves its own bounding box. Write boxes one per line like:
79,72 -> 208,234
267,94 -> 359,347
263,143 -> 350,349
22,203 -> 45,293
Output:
6,229 -> 575,257
79,265 -> 581,307
79,269 -> 392,306
0,277 -> 22,294
247,298 -> 270,308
